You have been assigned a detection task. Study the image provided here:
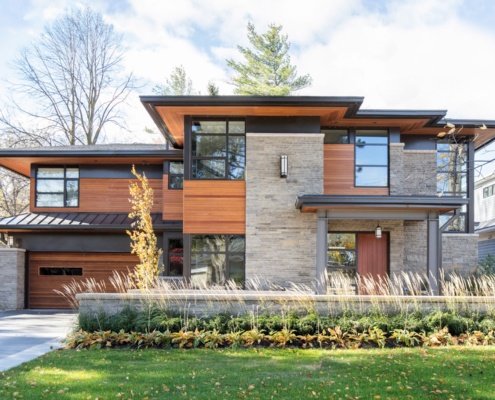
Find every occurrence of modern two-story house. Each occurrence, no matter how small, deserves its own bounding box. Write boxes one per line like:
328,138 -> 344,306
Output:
1,96 -> 494,309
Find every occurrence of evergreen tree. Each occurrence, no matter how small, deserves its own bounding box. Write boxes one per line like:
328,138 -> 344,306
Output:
153,65 -> 199,95
226,23 -> 312,95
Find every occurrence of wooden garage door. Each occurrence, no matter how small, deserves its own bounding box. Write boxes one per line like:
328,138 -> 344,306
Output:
28,252 -> 138,309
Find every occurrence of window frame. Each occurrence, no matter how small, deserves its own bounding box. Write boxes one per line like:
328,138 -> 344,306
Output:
327,232 -> 358,276
35,166 -> 80,208
163,236 -> 184,277
190,234 -> 245,287
436,140 -> 468,232
354,130 -> 389,188
168,161 -> 184,190
190,118 -> 246,181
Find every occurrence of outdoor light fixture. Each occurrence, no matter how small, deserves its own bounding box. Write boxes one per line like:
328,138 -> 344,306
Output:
375,223 -> 382,239
8,235 -> 14,248
280,155 -> 288,178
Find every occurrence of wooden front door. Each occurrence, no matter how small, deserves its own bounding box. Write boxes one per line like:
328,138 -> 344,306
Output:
357,233 -> 388,289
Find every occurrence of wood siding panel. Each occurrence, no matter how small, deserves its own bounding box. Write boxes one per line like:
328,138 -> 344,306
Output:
324,144 -> 389,195
183,180 -> 245,234
28,252 -> 138,309
31,178 -> 163,213
163,174 -> 183,220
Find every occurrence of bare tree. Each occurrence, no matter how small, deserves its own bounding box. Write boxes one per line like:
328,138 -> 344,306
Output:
0,169 -> 29,218
0,6 -> 134,146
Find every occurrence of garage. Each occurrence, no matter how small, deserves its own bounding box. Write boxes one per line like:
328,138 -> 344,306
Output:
28,252 -> 137,309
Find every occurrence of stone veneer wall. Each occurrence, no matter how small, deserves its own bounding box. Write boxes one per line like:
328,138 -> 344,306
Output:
403,221 -> 427,275
245,133 -> 323,288
442,234 -> 478,276
0,248 -> 26,309
389,143 -> 437,196
328,220 -> 404,274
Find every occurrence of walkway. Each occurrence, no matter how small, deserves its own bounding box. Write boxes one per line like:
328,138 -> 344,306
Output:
0,310 -> 76,372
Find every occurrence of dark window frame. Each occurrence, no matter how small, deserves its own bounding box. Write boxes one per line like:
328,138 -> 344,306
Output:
168,161 -> 184,190
190,118 -> 246,181
39,267 -> 83,276
327,232 -> 358,274
163,236 -> 184,277
35,165 -> 80,208
354,130 -> 389,188
437,139 -> 468,232
190,234 -> 245,287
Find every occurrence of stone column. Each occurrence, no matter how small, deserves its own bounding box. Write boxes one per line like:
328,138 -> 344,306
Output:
0,248 -> 26,310
245,133 -> 324,289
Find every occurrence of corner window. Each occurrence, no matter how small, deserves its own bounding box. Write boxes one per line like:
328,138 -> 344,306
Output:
35,167 -> 79,207
437,140 -> 468,232
191,119 -> 245,180
168,161 -> 184,189
190,235 -> 245,286
355,130 -> 388,187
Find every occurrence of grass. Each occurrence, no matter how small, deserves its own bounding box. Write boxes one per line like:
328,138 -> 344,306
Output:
2,347 -> 495,399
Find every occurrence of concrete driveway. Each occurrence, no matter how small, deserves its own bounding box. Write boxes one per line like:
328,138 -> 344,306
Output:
0,309 -> 76,372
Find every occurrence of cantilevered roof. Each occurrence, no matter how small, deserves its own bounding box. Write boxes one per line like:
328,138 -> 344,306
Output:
0,144 -> 183,177
140,95 -> 495,149
295,195 -> 469,217
0,212 -> 179,232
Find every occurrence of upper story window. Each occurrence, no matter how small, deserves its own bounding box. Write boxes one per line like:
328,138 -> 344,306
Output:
35,166 -> 79,207
483,184 -> 494,198
168,161 -> 184,189
355,130 -> 388,187
437,140 -> 468,232
322,129 -> 349,144
191,119 -> 245,180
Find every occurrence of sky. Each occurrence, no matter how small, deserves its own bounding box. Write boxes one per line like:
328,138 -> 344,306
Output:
1,0 -> 495,172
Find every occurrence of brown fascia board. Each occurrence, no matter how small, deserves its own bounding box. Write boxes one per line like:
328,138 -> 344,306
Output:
140,95 -> 366,147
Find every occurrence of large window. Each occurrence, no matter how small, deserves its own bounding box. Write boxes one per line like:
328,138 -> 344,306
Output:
327,233 -> 357,278
191,119 -> 245,180
190,235 -> 245,286
437,140 -> 468,232
355,130 -> 388,187
35,166 -> 79,207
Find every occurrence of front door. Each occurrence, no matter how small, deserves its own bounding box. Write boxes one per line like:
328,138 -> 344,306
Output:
357,233 -> 388,291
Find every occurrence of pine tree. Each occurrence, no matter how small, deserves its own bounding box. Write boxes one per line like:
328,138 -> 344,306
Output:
226,23 -> 312,95
153,65 -> 199,95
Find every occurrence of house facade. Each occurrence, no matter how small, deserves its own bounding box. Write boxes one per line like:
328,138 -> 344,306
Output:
475,173 -> 495,260
1,96 -> 494,309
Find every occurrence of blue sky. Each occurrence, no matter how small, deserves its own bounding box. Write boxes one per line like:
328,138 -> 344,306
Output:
1,0 -> 495,165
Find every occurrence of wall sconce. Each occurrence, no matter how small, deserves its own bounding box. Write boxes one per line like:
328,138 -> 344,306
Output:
375,223 -> 382,239
280,155 -> 288,178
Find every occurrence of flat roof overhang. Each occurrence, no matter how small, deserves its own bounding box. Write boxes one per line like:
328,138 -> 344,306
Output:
0,147 -> 183,177
140,95 -> 495,149
295,195 -> 469,220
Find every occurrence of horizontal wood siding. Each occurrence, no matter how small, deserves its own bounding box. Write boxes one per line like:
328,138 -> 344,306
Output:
28,252 -> 138,309
163,174 -> 183,220
31,178 -> 163,213
183,180 -> 246,234
324,144 -> 389,195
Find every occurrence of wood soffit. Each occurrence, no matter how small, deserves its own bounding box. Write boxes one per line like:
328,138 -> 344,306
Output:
149,102 -> 495,149
0,156 -> 165,178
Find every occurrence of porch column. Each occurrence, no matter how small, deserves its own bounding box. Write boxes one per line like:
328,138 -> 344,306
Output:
426,211 -> 440,295
315,210 -> 327,294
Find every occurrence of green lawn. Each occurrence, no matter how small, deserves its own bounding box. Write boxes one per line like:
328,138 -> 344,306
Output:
2,347 -> 495,399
